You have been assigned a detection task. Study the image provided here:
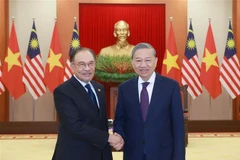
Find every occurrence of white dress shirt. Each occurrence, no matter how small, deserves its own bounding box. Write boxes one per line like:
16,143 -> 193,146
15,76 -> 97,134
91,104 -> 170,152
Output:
73,75 -> 100,108
138,72 -> 156,103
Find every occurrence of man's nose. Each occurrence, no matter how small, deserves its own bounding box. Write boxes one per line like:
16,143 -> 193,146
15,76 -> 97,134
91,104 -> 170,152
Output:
84,64 -> 91,70
140,61 -> 148,67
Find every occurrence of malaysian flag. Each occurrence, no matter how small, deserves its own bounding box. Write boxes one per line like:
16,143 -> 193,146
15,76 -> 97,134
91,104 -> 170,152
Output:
0,60 -> 5,95
181,21 -> 202,99
22,21 -> 46,99
220,21 -> 240,99
64,21 -> 80,81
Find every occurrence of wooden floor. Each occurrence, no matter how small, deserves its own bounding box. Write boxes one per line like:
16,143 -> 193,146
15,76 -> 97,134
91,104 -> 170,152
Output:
0,133 -> 240,160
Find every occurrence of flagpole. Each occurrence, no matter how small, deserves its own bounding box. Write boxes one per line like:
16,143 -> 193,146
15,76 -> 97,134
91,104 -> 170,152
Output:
208,17 -> 211,119
53,17 -> 57,121
11,17 -> 15,121
10,97 -> 15,121
32,17 -> 36,122
188,17 -> 192,118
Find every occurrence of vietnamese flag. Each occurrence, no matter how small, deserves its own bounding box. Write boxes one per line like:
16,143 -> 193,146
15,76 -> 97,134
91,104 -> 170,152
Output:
44,21 -> 64,93
2,20 -> 26,99
161,20 -> 181,84
200,23 -> 222,99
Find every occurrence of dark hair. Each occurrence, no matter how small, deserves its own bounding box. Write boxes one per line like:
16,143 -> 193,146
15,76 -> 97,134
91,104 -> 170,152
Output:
131,43 -> 156,59
70,47 -> 96,62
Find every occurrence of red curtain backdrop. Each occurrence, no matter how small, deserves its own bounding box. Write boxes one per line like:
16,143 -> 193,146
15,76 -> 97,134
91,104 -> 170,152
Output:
79,4 -> 165,117
79,4 -> 165,72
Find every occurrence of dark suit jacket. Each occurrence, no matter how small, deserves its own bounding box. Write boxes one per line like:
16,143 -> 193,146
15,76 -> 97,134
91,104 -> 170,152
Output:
114,73 -> 185,160
52,76 -> 112,160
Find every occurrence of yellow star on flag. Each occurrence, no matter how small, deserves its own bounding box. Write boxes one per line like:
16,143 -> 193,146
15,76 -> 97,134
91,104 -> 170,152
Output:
4,48 -> 22,72
163,50 -> 180,73
202,48 -> 218,72
47,49 -> 63,72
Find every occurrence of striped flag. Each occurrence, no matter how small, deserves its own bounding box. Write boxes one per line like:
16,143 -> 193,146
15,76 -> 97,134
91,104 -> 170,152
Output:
64,21 -> 80,81
220,21 -> 240,99
181,21 -> 202,99
22,21 -> 46,99
0,60 -> 5,95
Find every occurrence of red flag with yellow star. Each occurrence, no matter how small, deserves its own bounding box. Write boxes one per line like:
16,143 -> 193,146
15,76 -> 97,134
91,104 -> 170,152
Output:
44,22 -> 64,93
200,23 -> 222,99
2,21 -> 26,99
161,21 -> 181,84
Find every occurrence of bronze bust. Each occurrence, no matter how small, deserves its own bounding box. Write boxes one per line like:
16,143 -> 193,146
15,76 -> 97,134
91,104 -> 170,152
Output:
99,20 -> 134,57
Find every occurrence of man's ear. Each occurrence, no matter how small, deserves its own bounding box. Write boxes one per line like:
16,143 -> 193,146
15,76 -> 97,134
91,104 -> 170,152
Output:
114,31 -> 117,37
155,57 -> 158,67
70,63 -> 74,72
128,31 -> 130,37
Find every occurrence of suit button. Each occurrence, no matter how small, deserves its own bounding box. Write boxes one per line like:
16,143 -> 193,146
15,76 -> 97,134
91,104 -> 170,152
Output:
142,140 -> 145,144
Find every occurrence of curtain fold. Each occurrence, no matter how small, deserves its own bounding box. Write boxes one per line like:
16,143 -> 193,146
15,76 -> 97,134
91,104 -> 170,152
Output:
79,4 -> 165,117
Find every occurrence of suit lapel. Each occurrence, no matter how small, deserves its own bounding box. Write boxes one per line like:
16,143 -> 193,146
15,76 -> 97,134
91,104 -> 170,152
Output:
91,81 -> 104,115
145,74 -> 164,123
132,77 -> 143,121
70,77 -> 99,115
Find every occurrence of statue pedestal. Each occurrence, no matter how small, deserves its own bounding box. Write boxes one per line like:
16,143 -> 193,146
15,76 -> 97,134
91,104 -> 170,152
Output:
109,87 -> 118,119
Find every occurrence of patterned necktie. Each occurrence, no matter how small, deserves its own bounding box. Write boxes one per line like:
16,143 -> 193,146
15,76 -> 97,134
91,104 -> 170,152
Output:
141,82 -> 150,121
85,84 -> 99,110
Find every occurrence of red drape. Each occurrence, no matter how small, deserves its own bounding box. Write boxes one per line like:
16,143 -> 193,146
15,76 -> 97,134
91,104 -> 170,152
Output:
79,4 -> 165,117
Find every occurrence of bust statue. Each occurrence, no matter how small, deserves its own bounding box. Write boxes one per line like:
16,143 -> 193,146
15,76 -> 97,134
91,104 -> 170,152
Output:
99,20 -> 134,56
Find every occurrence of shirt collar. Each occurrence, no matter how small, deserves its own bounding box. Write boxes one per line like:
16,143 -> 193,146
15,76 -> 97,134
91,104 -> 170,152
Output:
138,72 -> 156,85
73,74 -> 91,87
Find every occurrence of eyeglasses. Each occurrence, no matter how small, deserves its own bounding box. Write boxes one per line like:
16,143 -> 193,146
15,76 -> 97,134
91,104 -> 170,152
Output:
72,61 -> 95,70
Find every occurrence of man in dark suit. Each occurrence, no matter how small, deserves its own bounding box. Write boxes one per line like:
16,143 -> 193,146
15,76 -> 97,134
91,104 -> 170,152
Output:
52,47 -> 122,160
113,43 -> 185,160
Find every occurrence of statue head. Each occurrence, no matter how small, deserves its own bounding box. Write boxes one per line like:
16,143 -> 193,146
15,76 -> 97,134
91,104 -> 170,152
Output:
113,20 -> 130,43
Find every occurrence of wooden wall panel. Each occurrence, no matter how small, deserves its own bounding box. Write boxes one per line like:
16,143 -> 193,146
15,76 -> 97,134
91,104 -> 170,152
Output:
233,0 -> 240,120
0,0 -> 9,122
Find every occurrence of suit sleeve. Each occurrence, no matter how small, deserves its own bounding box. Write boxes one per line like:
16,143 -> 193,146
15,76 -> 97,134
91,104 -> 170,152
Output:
171,83 -> 186,160
54,87 -> 109,149
113,85 -> 126,139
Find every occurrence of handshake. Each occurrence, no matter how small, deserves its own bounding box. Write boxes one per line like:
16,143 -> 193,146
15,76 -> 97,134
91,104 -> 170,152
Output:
108,133 -> 124,151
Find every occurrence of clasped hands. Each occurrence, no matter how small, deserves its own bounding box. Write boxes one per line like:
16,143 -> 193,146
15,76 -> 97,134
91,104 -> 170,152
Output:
108,133 -> 124,150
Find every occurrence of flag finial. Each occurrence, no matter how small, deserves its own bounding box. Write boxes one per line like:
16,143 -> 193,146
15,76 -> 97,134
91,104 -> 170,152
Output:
54,17 -> 57,22
228,17 -> 232,22
170,17 -> 173,21
74,17 -> 77,22
208,17 -> 211,24
12,17 -> 15,21
33,17 -> 35,21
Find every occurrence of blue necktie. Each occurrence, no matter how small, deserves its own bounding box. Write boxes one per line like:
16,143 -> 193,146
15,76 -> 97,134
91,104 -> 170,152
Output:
141,82 -> 150,121
85,84 -> 99,110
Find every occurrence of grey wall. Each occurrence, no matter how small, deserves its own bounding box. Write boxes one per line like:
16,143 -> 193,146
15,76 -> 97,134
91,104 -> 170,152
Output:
9,0 -> 56,121
187,0 -> 233,120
